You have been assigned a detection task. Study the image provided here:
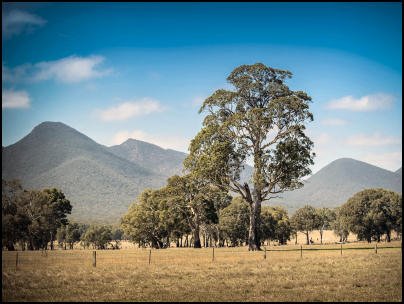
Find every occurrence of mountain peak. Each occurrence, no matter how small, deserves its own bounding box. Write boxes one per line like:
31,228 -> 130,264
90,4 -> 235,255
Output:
120,138 -> 165,150
325,157 -> 393,172
31,121 -> 75,133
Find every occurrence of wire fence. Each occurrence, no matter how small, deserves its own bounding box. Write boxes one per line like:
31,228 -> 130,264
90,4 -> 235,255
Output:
2,243 -> 402,271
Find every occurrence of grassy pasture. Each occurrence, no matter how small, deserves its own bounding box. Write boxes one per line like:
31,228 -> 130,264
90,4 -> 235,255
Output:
2,241 -> 402,302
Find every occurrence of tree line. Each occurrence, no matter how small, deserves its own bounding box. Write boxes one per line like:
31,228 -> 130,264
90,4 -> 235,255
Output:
2,178 -> 401,251
2,179 -> 123,251
121,184 -> 402,248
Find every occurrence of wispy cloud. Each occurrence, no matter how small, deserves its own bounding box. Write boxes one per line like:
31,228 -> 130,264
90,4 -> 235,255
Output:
97,98 -> 164,122
326,93 -> 394,111
111,129 -> 190,152
2,89 -> 30,109
34,55 -> 111,83
362,151 -> 402,172
2,10 -> 46,38
3,55 -> 111,84
346,132 -> 401,146
321,118 -> 347,126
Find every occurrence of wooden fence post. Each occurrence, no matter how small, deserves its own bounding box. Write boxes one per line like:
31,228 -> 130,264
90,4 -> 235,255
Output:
375,243 -> 377,254
212,247 -> 215,262
15,252 -> 19,270
92,251 -> 96,267
149,249 -> 151,265
300,245 -> 303,259
264,247 -> 266,259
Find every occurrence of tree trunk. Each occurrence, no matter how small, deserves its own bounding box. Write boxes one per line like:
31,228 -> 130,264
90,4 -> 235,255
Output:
386,231 -> 391,242
320,229 -> 323,244
305,231 -> 310,245
295,232 -> 298,245
6,240 -> 15,251
248,199 -> 261,251
216,226 -> 221,247
192,210 -> 202,248
50,231 -> 54,250
193,226 -> 201,248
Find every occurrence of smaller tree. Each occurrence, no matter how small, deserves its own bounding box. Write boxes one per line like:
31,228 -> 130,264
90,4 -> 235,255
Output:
332,207 -> 350,243
65,223 -> 84,249
271,206 -> 292,245
219,197 -> 250,247
121,189 -> 169,249
81,225 -> 113,249
111,227 -> 123,249
260,207 -> 277,245
56,225 -> 67,249
291,205 -> 319,245
42,188 -> 72,250
340,188 -> 401,243
2,179 -> 30,251
316,208 -> 336,244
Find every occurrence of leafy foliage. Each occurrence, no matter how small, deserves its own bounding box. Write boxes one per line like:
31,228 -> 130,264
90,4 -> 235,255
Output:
185,63 -> 315,250
219,197 -> 250,246
291,205 -> 319,245
339,188 -> 402,242
2,179 -> 73,250
316,208 -> 336,244
81,225 -> 113,249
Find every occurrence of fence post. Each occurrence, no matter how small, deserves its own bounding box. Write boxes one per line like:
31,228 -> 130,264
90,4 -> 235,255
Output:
15,252 -> 19,270
149,249 -> 151,265
375,243 -> 377,254
264,247 -> 267,259
92,251 -> 96,267
212,247 -> 215,262
300,245 -> 302,259
340,243 -> 342,256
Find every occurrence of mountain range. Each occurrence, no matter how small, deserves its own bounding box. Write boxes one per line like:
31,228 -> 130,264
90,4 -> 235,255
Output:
2,121 -> 402,224
271,158 -> 402,212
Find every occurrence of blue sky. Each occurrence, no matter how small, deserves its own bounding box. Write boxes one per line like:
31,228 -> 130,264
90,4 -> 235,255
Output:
2,2 -> 402,174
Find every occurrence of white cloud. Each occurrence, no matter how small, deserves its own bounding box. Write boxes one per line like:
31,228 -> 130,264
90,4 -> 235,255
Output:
346,133 -> 401,147
362,152 -> 402,172
2,55 -> 111,84
98,98 -> 164,122
321,118 -> 347,126
2,10 -> 46,38
34,55 -> 111,83
326,93 -> 394,111
111,129 -> 190,152
2,89 -> 30,109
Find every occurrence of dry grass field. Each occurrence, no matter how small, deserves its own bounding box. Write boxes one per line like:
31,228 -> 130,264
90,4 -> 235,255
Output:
2,240 -> 402,302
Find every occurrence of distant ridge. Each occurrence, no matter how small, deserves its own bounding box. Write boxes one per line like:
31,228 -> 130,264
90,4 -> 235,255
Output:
396,167 -> 402,176
108,138 -> 187,177
271,158 -> 402,212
